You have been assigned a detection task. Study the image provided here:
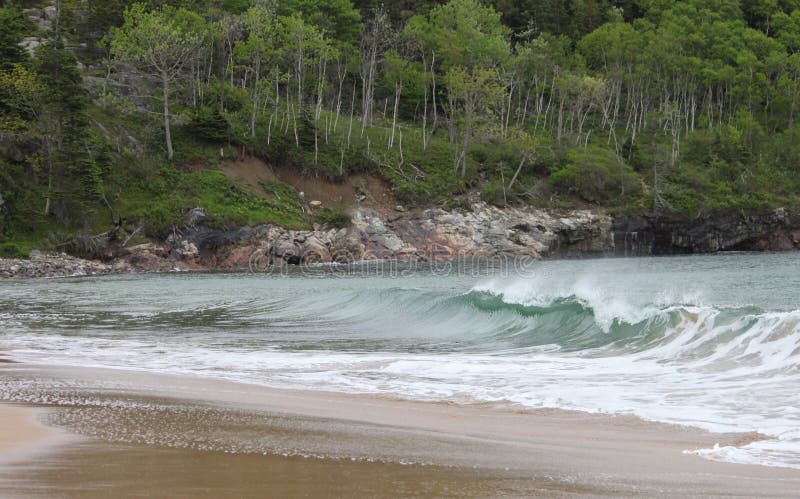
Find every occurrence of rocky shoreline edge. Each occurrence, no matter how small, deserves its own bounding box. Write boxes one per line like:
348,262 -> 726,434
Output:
2,203 -> 798,279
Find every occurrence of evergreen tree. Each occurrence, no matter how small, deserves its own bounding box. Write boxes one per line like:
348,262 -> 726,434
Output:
34,44 -> 100,224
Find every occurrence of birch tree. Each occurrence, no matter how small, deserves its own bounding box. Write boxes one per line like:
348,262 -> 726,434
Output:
235,4 -> 279,137
111,4 -> 206,161
445,66 -> 504,177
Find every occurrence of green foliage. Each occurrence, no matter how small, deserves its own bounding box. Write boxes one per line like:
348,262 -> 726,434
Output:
278,0 -> 361,47
405,0 -> 511,70
312,207 -> 351,229
661,122 -> 781,216
7,0 -> 800,252
111,3 -> 209,160
122,169 -> 308,237
32,44 -> 103,225
0,7 -> 32,69
357,124 -> 471,205
0,160 -> 46,239
550,147 -> 642,205
111,3 -> 210,67
481,177 -> 508,206
0,64 -> 41,133
188,107 -> 230,142
0,241 -> 28,258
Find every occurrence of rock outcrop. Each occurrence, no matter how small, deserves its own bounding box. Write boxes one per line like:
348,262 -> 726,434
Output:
3,204 -> 797,279
175,203 -> 614,270
403,204 -> 612,258
613,208 -> 799,256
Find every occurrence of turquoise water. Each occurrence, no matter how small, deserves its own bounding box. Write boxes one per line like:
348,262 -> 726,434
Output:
1,252 -> 799,467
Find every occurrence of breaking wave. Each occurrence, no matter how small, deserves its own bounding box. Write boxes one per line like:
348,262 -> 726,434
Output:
1,266 -> 799,468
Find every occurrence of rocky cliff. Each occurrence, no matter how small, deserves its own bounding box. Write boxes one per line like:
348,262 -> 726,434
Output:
3,203 -> 799,278
613,208 -> 800,256
174,203 -> 614,270
163,203 -> 800,270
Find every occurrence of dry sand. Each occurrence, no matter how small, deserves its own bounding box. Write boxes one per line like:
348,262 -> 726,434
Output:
1,363 -> 799,497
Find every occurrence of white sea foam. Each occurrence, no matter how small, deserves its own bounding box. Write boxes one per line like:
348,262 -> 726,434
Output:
5,307 -> 800,468
1,255 -> 799,468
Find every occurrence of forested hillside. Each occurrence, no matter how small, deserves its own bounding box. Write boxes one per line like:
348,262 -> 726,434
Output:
1,0 -> 800,257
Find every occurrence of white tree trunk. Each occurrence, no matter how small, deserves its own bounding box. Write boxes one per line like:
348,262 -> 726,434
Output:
163,73 -> 174,161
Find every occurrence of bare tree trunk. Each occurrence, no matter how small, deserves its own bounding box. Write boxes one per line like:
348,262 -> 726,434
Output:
250,61 -> 261,137
422,67 -> 429,150
398,126 -> 404,165
284,82 -> 292,134
504,79 -> 514,137
461,101 -> 473,178
292,103 -> 299,147
163,72 -> 174,161
448,90 -> 458,175
44,158 -> 52,215
333,58 -> 346,134
268,78 -> 279,145
347,80 -> 356,147
360,46 -> 377,136
520,86 -> 532,128
191,61 -> 197,108
296,43 -> 304,113
506,153 -> 529,192
431,51 -> 438,134
652,132 -> 660,217
220,60 -> 227,113
500,164 -> 507,206
389,80 -> 402,148
557,98 -> 564,144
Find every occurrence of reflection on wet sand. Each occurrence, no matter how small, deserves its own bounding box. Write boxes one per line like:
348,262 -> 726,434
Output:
2,441 -> 556,498
2,364 -> 800,497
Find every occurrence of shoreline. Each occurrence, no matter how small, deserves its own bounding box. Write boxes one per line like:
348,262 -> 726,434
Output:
2,202 -> 799,280
2,362 -> 799,496
2,248 -> 799,281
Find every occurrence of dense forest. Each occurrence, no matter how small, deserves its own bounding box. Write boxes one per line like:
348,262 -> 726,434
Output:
2,0 -> 800,257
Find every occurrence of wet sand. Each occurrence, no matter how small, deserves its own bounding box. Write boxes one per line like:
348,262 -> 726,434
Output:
2,363 -> 800,497
0,404 -> 62,465
2,441 -> 569,498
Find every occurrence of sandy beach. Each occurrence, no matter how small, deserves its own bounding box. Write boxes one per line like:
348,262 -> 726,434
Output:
1,362 -> 799,497
0,404 -> 62,465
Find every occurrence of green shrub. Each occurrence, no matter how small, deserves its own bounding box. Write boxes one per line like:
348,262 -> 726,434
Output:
120,169 -> 309,238
0,241 -> 27,259
313,208 -> 351,229
550,147 -> 641,205
187,107 -> 230,143
481,178 -> 507,206
394,181 -> 432,205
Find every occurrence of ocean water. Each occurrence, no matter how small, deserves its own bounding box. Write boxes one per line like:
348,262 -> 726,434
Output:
1,253 -> 799,468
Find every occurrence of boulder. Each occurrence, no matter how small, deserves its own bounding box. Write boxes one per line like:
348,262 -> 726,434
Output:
272,239 -> 302,265
301,236 -> 332,263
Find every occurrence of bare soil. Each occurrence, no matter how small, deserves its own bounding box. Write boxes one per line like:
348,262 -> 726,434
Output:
221,156 -> 396,212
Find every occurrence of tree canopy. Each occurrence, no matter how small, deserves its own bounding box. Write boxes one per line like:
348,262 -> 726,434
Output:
4,0 -> 800,251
